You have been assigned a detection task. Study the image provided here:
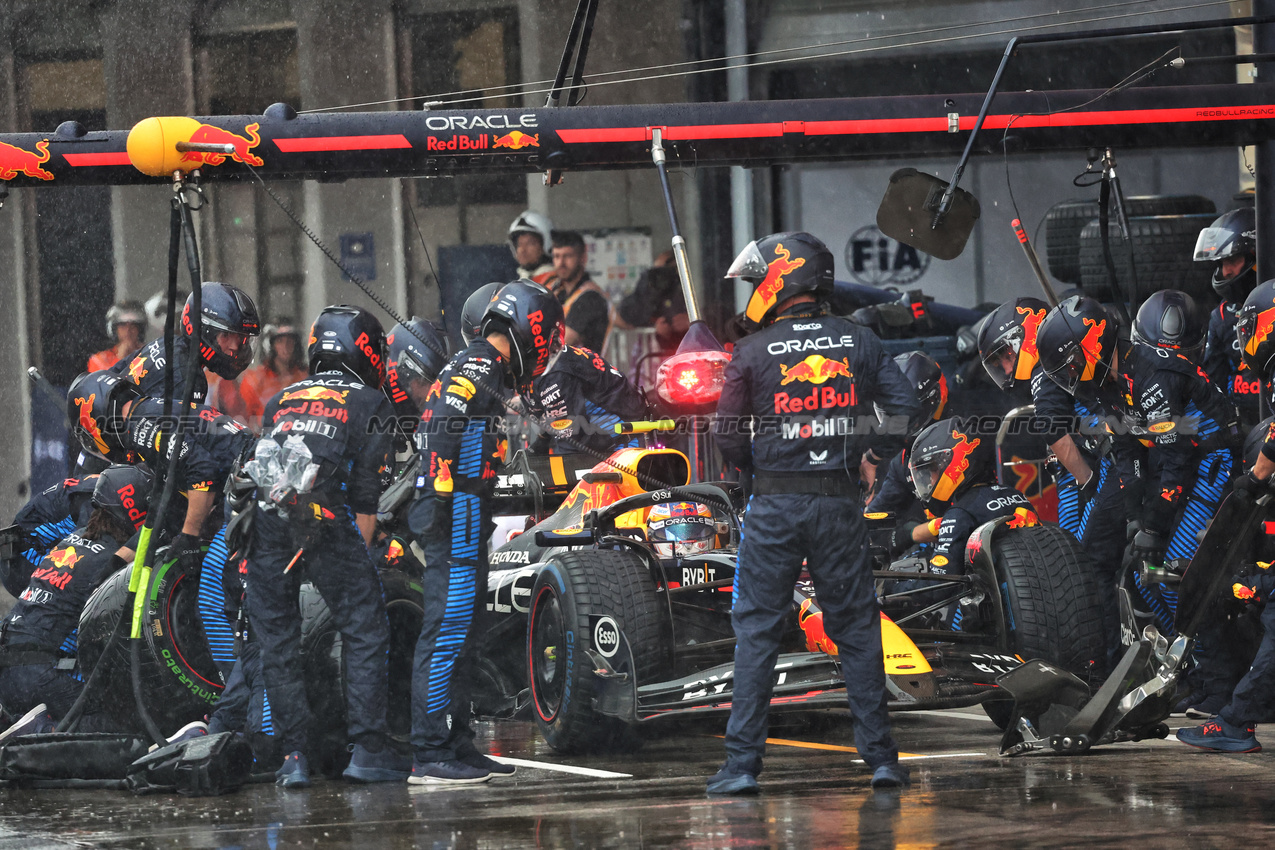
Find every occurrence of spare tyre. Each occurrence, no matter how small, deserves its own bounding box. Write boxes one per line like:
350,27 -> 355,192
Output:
1077,213 -> 1217,303
992,523 -> 1107,685
1045,195 -> 1215,284
77,558 -> 224,735
527,548 -> 665,754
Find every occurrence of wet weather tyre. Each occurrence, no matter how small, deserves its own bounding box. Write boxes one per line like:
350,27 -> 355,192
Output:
527,549 -> 663,754
993,524 -> 1106,682
1045,195 -> 1214,284
1077,213 -> 1217,303
77,559 -> 224,734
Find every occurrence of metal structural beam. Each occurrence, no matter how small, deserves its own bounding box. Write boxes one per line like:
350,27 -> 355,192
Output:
2,82 -> 1275,188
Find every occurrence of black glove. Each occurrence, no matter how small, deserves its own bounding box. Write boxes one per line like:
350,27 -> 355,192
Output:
1232,470 -> 1265,503
1126,520 -> 1143,542
887,521 -> 921,557
1129,529 -> 1168,566
1076,469 -> 1100,510
171,532 -> 204,574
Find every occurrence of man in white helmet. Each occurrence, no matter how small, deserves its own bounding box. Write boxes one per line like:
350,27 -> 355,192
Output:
508,210 -> 556,286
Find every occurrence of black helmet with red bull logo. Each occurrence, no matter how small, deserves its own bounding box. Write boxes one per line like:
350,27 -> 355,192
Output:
908,418 -> 994,514
66,370 -> 143,462
1194,207 -> 1257,304
893,351 -> 947,433
461,282 -> 504,346
182,282 -> 261,380
977,297 -> 1049,390
480,280 -> 565,383
307,305 -> 388,389
728,231 -> 835,326
385,317 -> 448,415
91,463 -> 154,532
1036,295 -> 1119,396
1237,279 -> 1275,376
1131,289 -> 1206,361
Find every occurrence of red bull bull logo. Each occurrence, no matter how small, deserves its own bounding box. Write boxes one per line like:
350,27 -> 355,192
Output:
281,386 -> 350,404
492,131 -> 539,150
1245,306 -> 1275,358
128,357 -> 149,384
0,139 -> 54,181
933,432 -> 980,502
1079,317 -> 1107,381
1234,583 -> 1258,601
745,244 -> 807,324
47,546 -> 83,570
425,379 -> 442,402
798,598 -> 839,656
74,394 -> 110,455
1016,305 -> 1046,361
180,122 -> 264,168
779,355 -> 851,386
1006,506 -> 1039,529
434,458 -> 454,495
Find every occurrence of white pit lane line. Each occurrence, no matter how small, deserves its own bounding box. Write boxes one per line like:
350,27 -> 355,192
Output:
489,756 -> 633,779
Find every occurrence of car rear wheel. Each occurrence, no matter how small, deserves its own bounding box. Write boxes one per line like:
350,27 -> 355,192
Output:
527,548 -> 664,753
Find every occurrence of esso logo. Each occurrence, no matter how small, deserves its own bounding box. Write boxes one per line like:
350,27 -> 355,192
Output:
593,616 -> 620,658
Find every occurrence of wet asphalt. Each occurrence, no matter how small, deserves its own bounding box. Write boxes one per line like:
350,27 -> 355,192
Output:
3,710 -> 1275,848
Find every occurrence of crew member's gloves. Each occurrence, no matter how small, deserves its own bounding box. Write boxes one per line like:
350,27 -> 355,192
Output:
171,532 -> 204,575
1232,470 -> 1266,503
1129,529 -> 1168,566
1076,469 -> 1099,510
1126,519 -> 1143,542
887,521 -> 921,557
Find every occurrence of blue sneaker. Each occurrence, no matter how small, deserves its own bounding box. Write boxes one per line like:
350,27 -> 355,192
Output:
870,762 -> 911,788
706,767 -> 759,795
343,743 -> 412,783
1176,719 -> 1261,753
457,750 -> 515,776
275,751 -> 311,788
0,704 -> 55,745
408,759 -> 491,785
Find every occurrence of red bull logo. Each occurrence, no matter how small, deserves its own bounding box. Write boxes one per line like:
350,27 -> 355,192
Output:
128,357 -> 149,384
1234,583 -> 1258,601
745,243 -> 807,324
434,458 -> 454,495
1016,305 -> 1046,361
779,355 -> 851,386
386,540 -> 404,563
934,431 -> 980,502
492,131 -> 540,150
47,546 -> 83,570
1079,317 -> 1107,381
425,379 -> 442,403
0,139 -> 54,181
180,122 -> 264,168
74,394 -> 110,455
798,598 -> 839,656
1006,506 -> 1039,529
1245,306 -> 1275,358
281,386 -> 350,404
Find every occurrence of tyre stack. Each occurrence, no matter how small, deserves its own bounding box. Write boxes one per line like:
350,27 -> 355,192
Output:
1044,195 -> 1217,305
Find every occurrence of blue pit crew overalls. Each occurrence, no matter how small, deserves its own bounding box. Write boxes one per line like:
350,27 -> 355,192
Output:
713,307 -> 919,777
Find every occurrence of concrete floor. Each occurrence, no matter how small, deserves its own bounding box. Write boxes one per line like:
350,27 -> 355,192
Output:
2,710 -> 1275,848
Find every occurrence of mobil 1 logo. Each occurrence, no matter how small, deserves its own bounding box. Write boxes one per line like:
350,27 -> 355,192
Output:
590,615 -> 621,659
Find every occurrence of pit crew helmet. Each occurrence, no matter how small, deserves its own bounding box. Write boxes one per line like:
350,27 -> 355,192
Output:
480,280 -> 565,383
1237,279 -> 1275,376
182,282 -> 261,379
1036,295 -> 1119,396
977,297 -> 1049,390
508,210 -> 553,259
908,418 -> 993,514
729,231 -> 835,326
307,305 -> 388,389
106,301 -> 146,339
66,370 -> 143,462
461,282 -> 504,346
91,463 -> 154,531
385,317 -> 448,415
1194,207 -> 1257,304
894,351 -> 947,431
1131,289 -> 1206,361
647,501 -> 723,559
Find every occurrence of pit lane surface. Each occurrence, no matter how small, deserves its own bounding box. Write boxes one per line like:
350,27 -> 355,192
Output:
2,710 -> 1275,848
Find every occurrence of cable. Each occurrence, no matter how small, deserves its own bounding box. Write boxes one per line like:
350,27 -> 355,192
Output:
302,0 -> 1243,113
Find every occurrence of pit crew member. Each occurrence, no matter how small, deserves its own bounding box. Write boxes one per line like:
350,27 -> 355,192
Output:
1,474 -> 100,599
710,231 -> 919,794
1197,208 -> 1263,430
522,345 -> 648,457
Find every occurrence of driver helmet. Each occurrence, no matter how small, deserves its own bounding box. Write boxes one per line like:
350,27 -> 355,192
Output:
909,418 -> 994,514
181,282 -> 261,380
1131,289 -> 1206,361
1193,207 -> 1257,304
1237,278 -> 1275,376
977,297 -> 1049,390
647,501 -> 722,559
461,282 -> 504,346
480,280 -> 565,383
1036,295 -> 1119,396
728,231 -> 835,326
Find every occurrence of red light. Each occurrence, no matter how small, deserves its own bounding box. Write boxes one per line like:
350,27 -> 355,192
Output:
657,349 -> 731,408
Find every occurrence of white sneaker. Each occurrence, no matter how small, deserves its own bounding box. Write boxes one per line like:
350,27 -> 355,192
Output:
149,720 -> 209,752
0,704 -> 54,745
